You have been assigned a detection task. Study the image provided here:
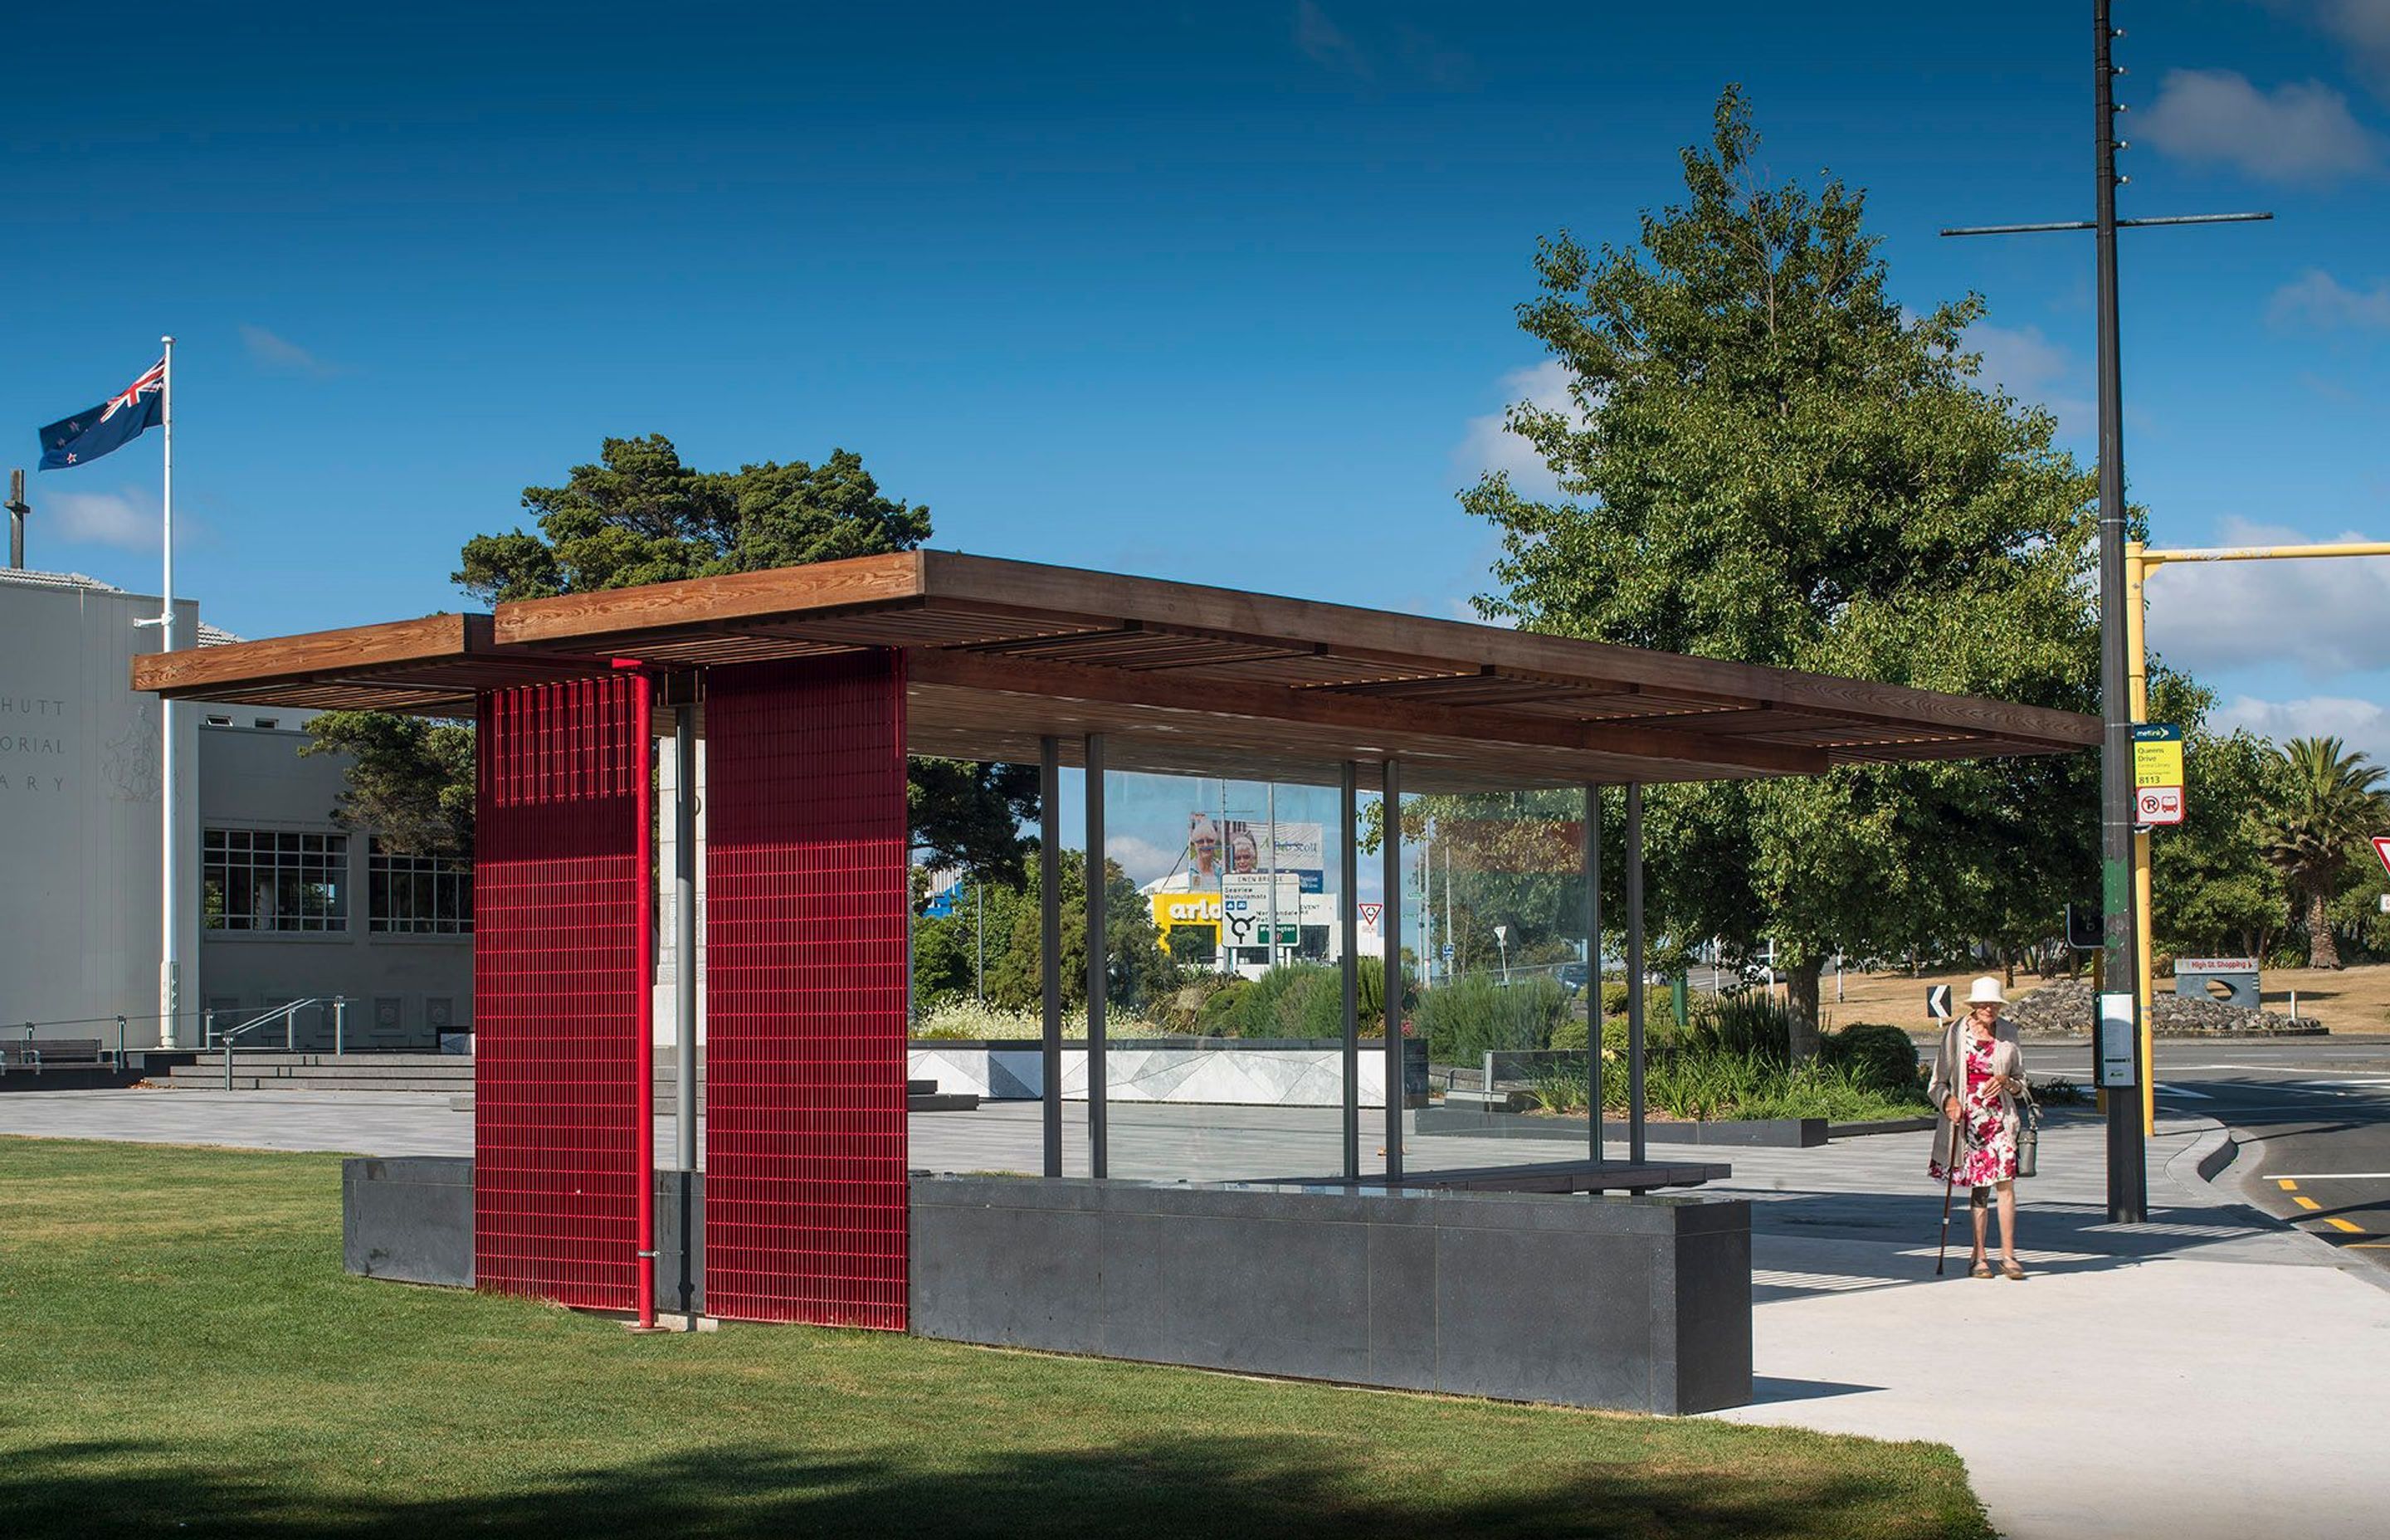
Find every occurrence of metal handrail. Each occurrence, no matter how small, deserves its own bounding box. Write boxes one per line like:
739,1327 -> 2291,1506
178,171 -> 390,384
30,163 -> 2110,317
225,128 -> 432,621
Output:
213,998 -> 342,1090
12,1015 -> 137,1073
10,1000 -> 355,1085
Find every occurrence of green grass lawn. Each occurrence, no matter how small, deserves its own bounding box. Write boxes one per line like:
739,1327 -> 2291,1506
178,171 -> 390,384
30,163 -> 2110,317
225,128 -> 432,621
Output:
0,1137 -> 1990,1538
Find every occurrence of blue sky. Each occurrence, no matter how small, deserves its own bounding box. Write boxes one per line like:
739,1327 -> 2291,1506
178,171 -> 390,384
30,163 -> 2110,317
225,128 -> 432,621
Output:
7,1 -> 2388,877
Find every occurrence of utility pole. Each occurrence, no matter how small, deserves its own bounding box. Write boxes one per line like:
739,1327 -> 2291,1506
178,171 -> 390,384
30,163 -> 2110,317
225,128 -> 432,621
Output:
1944,2 -> 2269,1223
6,469 -> 27,570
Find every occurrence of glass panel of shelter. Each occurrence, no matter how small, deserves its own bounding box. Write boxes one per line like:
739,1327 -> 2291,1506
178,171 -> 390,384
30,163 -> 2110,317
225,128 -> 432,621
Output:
1089,767 -> 1357,1185
1409,787 -> 1599,1175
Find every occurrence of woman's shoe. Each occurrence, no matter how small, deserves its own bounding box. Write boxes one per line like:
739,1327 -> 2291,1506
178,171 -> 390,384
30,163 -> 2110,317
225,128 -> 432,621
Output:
1970,1260 -> 1994,1279
2000,1259 -> 2027,1280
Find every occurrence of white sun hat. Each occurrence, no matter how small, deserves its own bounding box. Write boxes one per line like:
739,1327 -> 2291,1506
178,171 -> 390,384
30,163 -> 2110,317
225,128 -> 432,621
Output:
1966,976 -> 2006,1006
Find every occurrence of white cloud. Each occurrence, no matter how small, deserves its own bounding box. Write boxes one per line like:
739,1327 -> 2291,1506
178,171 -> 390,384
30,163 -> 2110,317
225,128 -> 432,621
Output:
2267,1 -> 2390,99
1454,360 -> 1575,499
2137,69 -> 2381,183
239,324 -> 337,376
44,488 -> 159,552
1965,322 -> 2092,440
1290,2 -> 1471,89
1292,2 -> 1369,79
1102,834 -> 1181,887
2144,517 -> 2390,680
2267,268 -> 2390,330
2212,694 -> 2390,766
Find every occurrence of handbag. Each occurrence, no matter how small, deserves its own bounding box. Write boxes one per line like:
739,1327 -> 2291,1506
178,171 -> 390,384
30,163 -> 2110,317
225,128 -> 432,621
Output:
2015,1085 -> 2041,1179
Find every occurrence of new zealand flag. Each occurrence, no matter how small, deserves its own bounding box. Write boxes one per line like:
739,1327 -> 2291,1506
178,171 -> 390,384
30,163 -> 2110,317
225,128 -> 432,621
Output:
38,358 -> 164,470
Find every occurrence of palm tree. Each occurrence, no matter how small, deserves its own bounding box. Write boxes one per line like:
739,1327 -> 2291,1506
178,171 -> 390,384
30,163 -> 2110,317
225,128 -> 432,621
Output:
2256,737 -> 2387,970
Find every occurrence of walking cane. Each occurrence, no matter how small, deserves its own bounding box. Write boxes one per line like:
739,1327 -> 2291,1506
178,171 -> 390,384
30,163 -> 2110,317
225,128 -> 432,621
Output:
1934,1110 -> 1960,1277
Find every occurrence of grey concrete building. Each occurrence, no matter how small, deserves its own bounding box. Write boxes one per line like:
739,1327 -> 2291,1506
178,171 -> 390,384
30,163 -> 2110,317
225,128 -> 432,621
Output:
2,568 -> 471,1050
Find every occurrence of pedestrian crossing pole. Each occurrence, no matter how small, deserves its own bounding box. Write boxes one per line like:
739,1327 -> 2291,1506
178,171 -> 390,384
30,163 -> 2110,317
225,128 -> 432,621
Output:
1943,2 -> 2268,1224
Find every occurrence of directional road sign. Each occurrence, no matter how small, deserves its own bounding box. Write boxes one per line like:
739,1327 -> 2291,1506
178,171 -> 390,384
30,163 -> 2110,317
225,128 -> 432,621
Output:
1926,984 -> 1953,1020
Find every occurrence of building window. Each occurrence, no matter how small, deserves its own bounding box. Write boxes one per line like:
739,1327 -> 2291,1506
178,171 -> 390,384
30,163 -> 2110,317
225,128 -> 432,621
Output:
368,841 -> 474,934
202,829 -> 349,932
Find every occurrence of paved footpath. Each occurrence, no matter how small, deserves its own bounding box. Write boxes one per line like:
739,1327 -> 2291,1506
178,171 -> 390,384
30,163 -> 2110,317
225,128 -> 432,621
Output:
4,1089 -> 2388,1538
1706,1111 -> 2390,1540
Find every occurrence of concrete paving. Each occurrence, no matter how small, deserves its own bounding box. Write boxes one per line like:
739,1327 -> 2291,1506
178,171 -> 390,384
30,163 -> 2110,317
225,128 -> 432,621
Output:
1709,1112 -> 2390,1540
5,1086 -> 2388,1538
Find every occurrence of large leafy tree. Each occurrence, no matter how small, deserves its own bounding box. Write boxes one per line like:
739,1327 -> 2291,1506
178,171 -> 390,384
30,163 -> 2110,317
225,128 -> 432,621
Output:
2256,736 -> 2386,969
449,434 -> 1036,879
454,435 -> 932,603
978,851 -> 1175,1015
2145,673 -> 2290,962
301,712 -> 477,854
1461,89 -> 2104,1055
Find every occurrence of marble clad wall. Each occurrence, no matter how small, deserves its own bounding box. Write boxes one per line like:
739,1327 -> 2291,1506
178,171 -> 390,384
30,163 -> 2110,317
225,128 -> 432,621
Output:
908,1044 -> 1392,1107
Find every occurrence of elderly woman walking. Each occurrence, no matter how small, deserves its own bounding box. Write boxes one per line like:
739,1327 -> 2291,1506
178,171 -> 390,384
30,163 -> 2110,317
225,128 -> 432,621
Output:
1930,976 -> 2030,1279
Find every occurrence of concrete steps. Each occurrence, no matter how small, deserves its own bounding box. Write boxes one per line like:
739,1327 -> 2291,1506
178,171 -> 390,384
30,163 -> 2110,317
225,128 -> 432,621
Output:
159,1053 -> 978,1110
164,1053 -> 471,1094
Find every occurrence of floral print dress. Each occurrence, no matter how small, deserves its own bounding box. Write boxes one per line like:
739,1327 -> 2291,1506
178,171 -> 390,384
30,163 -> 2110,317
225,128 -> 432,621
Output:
1929,1034 -> 2017,1187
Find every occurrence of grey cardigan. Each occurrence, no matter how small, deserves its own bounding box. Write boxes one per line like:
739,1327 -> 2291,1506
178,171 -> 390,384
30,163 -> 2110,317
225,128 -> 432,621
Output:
1927,1019 -> 2027,1174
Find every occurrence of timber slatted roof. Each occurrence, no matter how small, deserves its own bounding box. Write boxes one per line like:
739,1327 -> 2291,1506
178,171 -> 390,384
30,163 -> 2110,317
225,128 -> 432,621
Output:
133,550 -> 2097,792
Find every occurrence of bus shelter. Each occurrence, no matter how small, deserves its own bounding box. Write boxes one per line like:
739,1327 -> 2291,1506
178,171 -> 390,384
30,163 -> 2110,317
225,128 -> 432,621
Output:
139,551 -> 2095,1410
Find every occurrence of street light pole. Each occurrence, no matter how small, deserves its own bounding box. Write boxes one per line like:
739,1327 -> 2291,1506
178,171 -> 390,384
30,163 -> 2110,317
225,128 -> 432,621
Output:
1943,1 -> 2270,1225
2090,1 -> 2147,1224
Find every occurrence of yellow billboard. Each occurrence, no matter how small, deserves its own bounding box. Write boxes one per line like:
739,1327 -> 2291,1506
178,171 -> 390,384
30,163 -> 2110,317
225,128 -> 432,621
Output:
1151,893 -> 1222,954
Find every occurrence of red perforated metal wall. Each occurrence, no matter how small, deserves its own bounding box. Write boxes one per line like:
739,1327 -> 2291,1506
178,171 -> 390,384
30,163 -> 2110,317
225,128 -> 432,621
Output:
473,677 -> 644,1310
705,651 -> 911,1328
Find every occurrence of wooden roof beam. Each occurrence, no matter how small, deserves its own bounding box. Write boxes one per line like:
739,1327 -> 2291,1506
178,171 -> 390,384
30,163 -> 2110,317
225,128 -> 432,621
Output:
916,552 -> 2100,751
134,614 -> 497,700
905,648 -> 1832,778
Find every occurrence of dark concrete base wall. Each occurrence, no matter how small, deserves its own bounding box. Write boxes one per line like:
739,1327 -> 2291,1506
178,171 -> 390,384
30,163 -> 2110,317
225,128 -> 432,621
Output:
347,1159 -> 1751,1413
343,1157 -> 704,1312
910,1176 -> 1751,1414
344,1157 -> 475,1287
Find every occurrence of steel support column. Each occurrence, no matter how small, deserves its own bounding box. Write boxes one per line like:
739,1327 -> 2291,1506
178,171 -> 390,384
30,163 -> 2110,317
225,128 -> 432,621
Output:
672,699 -> 698,1323
674,705 -> 698,1168
1626,782 -> 1646,1166
1085,733 -> 1108,1180
1039,736 -> 1063,1179
1382,758 -> 1403,1178
1584,782 -> 1602,1166
1339,761 -> 1360,1182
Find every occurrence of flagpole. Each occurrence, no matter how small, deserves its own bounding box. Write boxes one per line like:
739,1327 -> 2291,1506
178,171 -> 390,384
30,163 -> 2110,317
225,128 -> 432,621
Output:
158,334 -> 179,1049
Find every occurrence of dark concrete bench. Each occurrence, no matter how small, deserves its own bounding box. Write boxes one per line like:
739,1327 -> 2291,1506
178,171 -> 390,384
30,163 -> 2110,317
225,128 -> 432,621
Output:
912,1173 -> 1751,1413
1,1038 -> 107,1072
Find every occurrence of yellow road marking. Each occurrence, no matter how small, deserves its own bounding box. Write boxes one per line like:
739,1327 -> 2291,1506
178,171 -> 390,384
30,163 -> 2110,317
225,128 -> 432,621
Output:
2277,1178 -> 2299,1192
2350,1243 -> 2390,1249
2326,1219 -> 2364,1234
2294,1196 -> 2322,1211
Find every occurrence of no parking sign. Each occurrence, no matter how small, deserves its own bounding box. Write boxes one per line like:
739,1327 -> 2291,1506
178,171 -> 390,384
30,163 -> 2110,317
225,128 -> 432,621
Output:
2133,724 -> 2185,827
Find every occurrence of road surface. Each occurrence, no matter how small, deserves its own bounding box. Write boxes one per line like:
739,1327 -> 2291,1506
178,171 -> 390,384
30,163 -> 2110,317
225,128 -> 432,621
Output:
2148,1036 -> 2390,1271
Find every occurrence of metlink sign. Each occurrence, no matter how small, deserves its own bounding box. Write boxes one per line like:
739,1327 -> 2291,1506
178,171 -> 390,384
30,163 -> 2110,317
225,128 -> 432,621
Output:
2131,723 -> 2184,827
